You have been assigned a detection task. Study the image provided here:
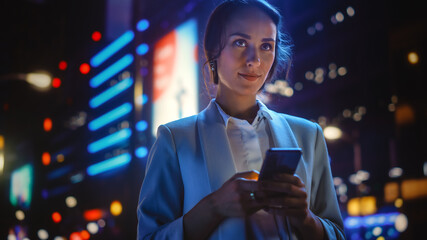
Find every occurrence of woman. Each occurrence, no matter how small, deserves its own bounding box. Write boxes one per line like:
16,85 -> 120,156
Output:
137,0 -> 345,239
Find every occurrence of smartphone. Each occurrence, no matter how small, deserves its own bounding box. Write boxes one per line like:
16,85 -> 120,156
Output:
258,148 -> 302,181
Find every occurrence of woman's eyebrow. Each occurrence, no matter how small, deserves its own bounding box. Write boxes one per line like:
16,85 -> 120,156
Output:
229,32 -> 275,42
229,32 -> 251,39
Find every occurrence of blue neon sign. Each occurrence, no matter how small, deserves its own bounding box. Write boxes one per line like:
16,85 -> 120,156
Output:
87,153 -> 131,176
136,19 -> 149,32
89,77 -> 133,108
89,54 -> 134,88
90,30 -> 134,67
88,103 -> 133,131
87,128 -> 132,153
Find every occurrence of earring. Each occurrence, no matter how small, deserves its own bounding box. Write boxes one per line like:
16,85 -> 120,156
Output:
209,60 -> 215,71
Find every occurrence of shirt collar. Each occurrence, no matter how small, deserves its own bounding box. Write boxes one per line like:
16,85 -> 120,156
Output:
213,98 -> 272,127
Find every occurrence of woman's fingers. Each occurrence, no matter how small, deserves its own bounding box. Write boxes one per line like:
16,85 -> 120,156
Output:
260,181 -> 307,198
229,170 -> 260,181
266,196 -> 308,209
273,173 -> 304,186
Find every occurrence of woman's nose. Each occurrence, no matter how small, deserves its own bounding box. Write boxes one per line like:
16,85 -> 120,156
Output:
246,47 -> 261,68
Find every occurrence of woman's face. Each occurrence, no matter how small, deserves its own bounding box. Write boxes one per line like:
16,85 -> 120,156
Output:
216,7 -> 276,98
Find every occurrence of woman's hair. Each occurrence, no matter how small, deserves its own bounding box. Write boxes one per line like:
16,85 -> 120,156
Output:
203,0 -> 293,85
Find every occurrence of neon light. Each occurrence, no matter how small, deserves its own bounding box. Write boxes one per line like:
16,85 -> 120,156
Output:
90,31 -> 134,67
136,43 -> 149,55
89,77 -> 133,108
88,103 -> 132,131
135,147 -> 148,158
87,128 -> 132,153
344,212 -> 400,229
136,120 -> 148,131
136,19 -> 149,32
86,153 -> 131,176
47,165 -> 72,180
136,94 -> 148,105
89,54 -> 134,88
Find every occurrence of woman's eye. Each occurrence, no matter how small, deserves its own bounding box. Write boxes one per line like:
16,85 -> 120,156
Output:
233,39 -> 247,47
261,43 -> 273,51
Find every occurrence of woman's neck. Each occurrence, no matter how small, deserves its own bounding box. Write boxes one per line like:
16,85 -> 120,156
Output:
215,93 -> 259,124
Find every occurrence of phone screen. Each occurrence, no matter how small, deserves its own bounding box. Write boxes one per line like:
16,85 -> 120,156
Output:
258,148 -> 302,181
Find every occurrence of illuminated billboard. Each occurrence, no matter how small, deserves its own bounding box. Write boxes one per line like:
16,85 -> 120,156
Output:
10,164 -> 33,209
152,19 -> 199,136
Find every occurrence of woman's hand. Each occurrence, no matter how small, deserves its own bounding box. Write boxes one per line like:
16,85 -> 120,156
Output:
183,170 -> 266,240
208,170 -> 265,218
261,174 -> 325,239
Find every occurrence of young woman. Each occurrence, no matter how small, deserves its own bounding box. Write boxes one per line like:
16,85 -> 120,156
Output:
137,1 -> 345,239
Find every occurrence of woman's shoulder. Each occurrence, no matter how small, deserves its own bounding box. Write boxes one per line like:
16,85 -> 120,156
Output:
161,114 -> 199,132
270,110 -> 319,132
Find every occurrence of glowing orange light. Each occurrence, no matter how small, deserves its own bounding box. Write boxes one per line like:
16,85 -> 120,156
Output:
52,212 -> 62,223
42,152 -> 51,166
70,232 -> 83,240
80,230 -> 90,240
59,61 -> 68,70
43,118 -> 52,132
80,63 -> 91,75
92,31 -> 102,42
83,209 -> 104,221
110,200 -> 123,216
52,78 -> 61,88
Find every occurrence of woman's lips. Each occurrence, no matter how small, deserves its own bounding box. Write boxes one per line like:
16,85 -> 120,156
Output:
238,73 -> 261,81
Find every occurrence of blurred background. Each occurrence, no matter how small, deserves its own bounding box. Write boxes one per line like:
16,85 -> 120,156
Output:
1,0 -> 426,239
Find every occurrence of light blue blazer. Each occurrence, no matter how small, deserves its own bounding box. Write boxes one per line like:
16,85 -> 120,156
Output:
137,100 -> 345,239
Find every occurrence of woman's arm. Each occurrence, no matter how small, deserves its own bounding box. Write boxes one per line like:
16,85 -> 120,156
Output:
137,125 -> 185,239
138,125 -> 267,239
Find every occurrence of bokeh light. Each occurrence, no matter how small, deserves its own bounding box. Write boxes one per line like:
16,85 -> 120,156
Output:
110,200 -> 123,216
324,126 -> 343,140
97,219 -> 106,228
42,152 -> 51,166
43,118 -> 53,132
80,230 -> 90,240
52,77 -> 61,88
80,63 -> 91,74
394,198 -> 403,208
136,19 -> 150,31
395,213 -> 408,232
87,222 -> 99,234
15,210 -> 25,221
58,61 -> 67,70
335,12 -> 344,22
407,51 -> 419,64
65,196 -> 77,208
92,31 -> 102,42
38,229 -> 49,240
70,232 -> 82,240
52,212 -> 62,223
347,6 -> 355,17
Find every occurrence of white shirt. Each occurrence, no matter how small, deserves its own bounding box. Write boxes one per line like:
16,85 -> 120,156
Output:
214,100 -> 273,173
214,100 -> 288,240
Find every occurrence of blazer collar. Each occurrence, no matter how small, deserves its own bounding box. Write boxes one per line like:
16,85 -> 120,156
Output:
263,107 -> 300,149
197,99 -> 236,191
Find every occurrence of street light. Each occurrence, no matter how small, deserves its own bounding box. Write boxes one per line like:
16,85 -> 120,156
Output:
0,72 -> 52,90
324,125 -> 343,140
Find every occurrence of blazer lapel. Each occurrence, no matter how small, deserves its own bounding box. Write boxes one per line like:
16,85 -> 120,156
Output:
264,108 -> 307,181
197,100 -> 236,192
265,109 -> 299,148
